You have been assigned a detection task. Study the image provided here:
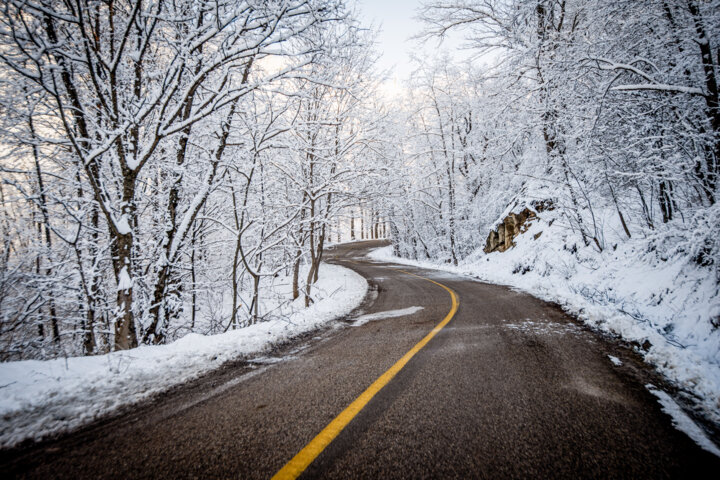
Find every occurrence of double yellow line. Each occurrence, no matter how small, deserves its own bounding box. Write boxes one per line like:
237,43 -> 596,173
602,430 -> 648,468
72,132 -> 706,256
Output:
272,269 -> 459,480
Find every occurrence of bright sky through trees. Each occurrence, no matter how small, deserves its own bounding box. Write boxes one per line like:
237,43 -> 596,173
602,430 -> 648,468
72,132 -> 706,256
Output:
357,0 -> 468,90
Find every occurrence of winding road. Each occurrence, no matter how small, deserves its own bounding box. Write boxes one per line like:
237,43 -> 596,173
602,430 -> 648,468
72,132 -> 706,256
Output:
2,240 -> 719,479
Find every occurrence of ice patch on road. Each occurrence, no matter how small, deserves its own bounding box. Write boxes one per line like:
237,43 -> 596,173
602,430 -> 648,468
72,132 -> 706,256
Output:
352,306 -> 424,327
646,384 -> 720,457
249,355 -> 296,365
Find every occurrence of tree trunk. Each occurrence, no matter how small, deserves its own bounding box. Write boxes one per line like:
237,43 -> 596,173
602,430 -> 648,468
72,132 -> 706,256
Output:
249,274 -> 260,325
113,232 -> 137,350
687,0 -> 719,204
190,224 -> 197,330
360,209 -> 364,240
292,252 -> 302,301
659,180 -> 674,223
29,113 -> 60,345
83,204 -> 100,354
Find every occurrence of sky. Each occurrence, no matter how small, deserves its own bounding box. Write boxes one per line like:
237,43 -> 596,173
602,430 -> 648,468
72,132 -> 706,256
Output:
356,0 -> 469,86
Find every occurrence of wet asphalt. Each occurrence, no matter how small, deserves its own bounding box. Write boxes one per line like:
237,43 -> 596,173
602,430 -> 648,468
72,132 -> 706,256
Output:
1,240 -> 719,479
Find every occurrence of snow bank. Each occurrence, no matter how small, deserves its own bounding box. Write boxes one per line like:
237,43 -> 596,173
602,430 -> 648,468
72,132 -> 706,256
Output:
370,213 -> 720,426
0,263 -> 366,448
647,384 -> 720,457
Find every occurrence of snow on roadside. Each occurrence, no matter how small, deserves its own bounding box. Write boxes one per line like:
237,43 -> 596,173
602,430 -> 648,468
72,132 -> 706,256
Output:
647,385 -> 720,457
0,263 -> 367,449
369,233 -> 720,428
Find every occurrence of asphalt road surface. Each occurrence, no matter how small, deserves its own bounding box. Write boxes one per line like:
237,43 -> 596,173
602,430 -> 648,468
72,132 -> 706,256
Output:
2,240 -> 719,479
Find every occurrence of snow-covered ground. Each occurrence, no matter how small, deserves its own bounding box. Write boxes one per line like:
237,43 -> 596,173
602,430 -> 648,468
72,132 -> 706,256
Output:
369,213 -> 720,428
0,263 -> 367,448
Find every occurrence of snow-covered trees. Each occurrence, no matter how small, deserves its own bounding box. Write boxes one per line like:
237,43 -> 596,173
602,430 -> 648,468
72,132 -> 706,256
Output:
389,0 -> 720,272
0,0 -> 383,358
3,0 -> 718,360
385,57 -> 525,263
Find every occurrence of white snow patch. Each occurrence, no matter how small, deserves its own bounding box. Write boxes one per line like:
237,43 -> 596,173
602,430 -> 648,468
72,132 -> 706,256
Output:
367,246 -> 393,261
115,214 -> 131,235
646,384 -> 720,457
505,320 -> 581,336
0,263 -> 367,448
116,266 -> 132,291
352,306 -> 424,327
608,355 -> 623,366
249,355 -> 295,365
126,156 -> 140,171
368,246 -> 397,261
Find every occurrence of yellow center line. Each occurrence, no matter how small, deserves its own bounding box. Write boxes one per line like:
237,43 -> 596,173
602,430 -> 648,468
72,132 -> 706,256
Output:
271,269 -> 459,480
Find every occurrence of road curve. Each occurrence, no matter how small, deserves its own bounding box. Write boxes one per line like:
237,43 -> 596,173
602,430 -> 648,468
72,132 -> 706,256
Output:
2,240 -> 718,479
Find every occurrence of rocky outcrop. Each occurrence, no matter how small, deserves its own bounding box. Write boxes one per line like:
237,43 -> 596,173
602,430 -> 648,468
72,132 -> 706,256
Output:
483,200 -> 553,254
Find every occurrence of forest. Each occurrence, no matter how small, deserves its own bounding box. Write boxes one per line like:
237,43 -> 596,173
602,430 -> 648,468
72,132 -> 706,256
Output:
1,0 -> 718,370
0,0 -> 392,358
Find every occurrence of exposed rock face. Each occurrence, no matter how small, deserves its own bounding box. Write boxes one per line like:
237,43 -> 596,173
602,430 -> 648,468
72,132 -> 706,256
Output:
483,200 -> 553,254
